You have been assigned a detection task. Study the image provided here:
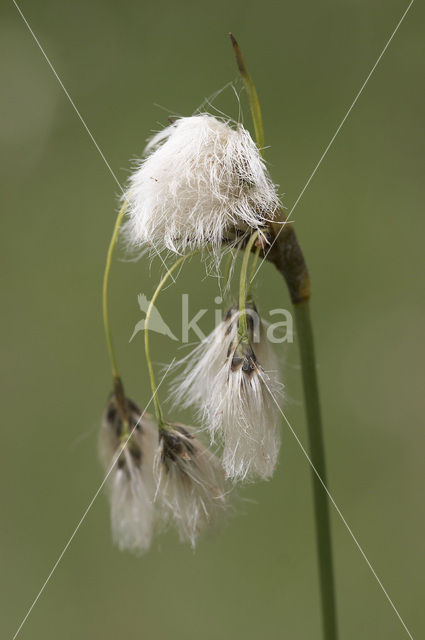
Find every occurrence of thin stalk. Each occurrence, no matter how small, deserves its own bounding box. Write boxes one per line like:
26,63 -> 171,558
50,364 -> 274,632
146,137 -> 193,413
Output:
238,231 -> 259,340
102,200 -> 128,380
248,242 -> 261,296
267,225 -> 338,638
144,252 -> 197,427
230,36 -> 338,640
229,33 -> 265,153
293,301 -> 338,640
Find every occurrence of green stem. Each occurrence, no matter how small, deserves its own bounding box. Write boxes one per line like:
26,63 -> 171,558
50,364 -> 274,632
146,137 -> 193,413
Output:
230,37 -> 337,638
102,200 -> 128,379
293,301 -> 338,640
229,33 -> 265,153
248,242 -> 261,296
144,252 -> 197,427
238,231 -> 259,340
267,224 -> 337,637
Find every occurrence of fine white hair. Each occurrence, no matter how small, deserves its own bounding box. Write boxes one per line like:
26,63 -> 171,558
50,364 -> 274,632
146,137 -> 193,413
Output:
170,306 -> 239,412
99,399 -> 158,554
154,425 -> 227,547
124,114 -> 280,253
171,307 -> 283,481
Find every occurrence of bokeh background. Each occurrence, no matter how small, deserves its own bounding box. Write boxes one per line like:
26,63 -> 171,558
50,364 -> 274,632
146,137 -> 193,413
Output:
1,0 -> 424,638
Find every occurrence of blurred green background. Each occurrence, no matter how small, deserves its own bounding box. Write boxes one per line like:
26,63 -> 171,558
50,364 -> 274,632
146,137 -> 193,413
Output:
1,0 -> 424,638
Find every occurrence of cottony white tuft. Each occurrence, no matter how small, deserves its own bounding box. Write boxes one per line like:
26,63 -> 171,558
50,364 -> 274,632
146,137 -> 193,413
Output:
100,396 -> 158,554
124,114 -> 280,253
170,306 -> 239,412
172,305 -> 283,481
154,424 -> 227,547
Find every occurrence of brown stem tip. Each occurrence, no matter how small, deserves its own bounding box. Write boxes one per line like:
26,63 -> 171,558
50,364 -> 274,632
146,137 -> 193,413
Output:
229,32 -> 245,76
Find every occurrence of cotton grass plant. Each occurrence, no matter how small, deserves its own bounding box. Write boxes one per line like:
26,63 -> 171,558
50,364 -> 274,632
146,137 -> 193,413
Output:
101,35 -> 338,640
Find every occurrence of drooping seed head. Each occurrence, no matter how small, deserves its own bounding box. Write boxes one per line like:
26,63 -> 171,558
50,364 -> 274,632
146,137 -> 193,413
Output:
154,424 -> 227,547
100,394 -> 158,554
171,304 -> 283,481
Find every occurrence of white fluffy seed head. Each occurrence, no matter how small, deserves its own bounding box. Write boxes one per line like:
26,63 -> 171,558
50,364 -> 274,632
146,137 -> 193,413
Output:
100,396 -> 158,554
217,340 -> 282,482
124,114 -> 280,253
170,306 -> 239,415
171,305 -> 283,481
154,424 -> 227,547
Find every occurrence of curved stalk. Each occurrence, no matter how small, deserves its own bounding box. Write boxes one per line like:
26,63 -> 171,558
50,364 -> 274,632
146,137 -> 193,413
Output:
238,231 -> 259,340
102,200 -> 128,380
248,242 -> 261,296
144,252 -> 198,427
